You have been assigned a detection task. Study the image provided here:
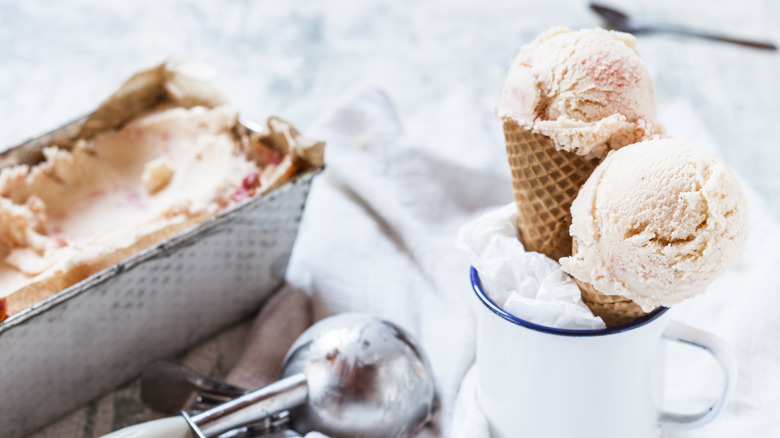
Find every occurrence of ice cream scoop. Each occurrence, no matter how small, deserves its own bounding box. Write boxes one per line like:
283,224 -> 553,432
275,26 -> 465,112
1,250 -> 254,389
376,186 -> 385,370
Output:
100,313 -> 435,438
560,138 -> 749,311
498,27 -> 662,160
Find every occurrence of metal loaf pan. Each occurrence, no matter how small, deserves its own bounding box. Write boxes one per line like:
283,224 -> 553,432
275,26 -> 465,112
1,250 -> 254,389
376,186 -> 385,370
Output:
0,63 -> 324,437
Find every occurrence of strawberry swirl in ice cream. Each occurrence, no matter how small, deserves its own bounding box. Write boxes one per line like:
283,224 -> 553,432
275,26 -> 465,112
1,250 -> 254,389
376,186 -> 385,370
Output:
0,105 -> 256,297
560,138 -> 749,311
497,27 -> 662,159
0,62 -> 324,321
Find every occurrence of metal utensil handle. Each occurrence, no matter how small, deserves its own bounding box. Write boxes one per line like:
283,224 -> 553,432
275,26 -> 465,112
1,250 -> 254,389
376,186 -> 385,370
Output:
659,319 -> 738,430
189,373 -> 308,438
645,24 -> 778,50
98,417 -> 192,438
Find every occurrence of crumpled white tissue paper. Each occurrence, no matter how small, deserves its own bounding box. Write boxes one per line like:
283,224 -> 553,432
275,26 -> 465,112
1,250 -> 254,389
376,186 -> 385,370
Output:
457,203 -> 605,330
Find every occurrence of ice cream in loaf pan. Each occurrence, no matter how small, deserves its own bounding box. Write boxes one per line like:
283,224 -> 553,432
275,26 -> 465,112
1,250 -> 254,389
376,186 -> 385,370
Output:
0,62 -> 324,321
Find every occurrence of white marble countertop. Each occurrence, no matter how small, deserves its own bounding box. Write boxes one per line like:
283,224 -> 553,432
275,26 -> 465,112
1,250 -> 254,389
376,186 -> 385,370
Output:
2,0 -> 778,435
2,0 -> 779,215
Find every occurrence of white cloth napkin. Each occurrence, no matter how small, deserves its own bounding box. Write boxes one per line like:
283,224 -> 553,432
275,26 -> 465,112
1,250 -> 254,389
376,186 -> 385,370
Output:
285,85 -> 780,438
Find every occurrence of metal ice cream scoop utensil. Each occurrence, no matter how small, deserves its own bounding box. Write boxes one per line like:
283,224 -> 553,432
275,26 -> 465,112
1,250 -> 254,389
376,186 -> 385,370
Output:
101,313 -> 436,438
590,2 -> 778,51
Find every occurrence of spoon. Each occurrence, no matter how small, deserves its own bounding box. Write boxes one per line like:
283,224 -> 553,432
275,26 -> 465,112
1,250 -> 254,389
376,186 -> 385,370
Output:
100,313 -> 435,438
140,287 -> 313,415
590,3 -> 777,50
141,361 -> 248,415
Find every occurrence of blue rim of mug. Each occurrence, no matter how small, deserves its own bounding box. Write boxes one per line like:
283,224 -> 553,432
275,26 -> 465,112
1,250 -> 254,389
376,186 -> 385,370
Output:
471,266 -> 668,337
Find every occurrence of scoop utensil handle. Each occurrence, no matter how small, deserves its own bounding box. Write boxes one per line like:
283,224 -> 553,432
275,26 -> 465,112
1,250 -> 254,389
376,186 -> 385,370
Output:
101,374 -> 308,438
140,361 -> 249,415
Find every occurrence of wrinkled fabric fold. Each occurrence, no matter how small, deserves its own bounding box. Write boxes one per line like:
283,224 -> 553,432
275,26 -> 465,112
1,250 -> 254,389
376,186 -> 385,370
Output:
282,86 -> 780,437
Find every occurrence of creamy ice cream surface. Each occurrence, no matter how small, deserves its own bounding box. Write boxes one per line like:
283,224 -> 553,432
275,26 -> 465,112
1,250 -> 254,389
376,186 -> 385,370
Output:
0,61 -> 324,322
497,27 -> 662,159
560,138 -> 749,311
0,105 -> 255,299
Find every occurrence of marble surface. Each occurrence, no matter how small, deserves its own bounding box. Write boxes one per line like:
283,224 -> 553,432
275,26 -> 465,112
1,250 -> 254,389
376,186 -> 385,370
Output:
2,0 -> 779,215
1,0 -> 778,436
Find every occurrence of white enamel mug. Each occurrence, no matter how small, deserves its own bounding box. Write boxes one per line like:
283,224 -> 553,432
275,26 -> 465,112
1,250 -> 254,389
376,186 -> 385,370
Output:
471,267 -> 737,438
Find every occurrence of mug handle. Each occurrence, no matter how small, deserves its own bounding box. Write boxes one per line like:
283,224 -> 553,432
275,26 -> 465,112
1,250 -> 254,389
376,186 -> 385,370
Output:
659,319 -> 738,430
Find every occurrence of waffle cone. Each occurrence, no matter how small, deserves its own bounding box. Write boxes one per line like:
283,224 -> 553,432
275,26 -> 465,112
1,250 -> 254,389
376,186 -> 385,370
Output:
503,120 -> 598,261
504,119 -> 649,327
570,240 -> 651,327
574,278 -> 649,327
